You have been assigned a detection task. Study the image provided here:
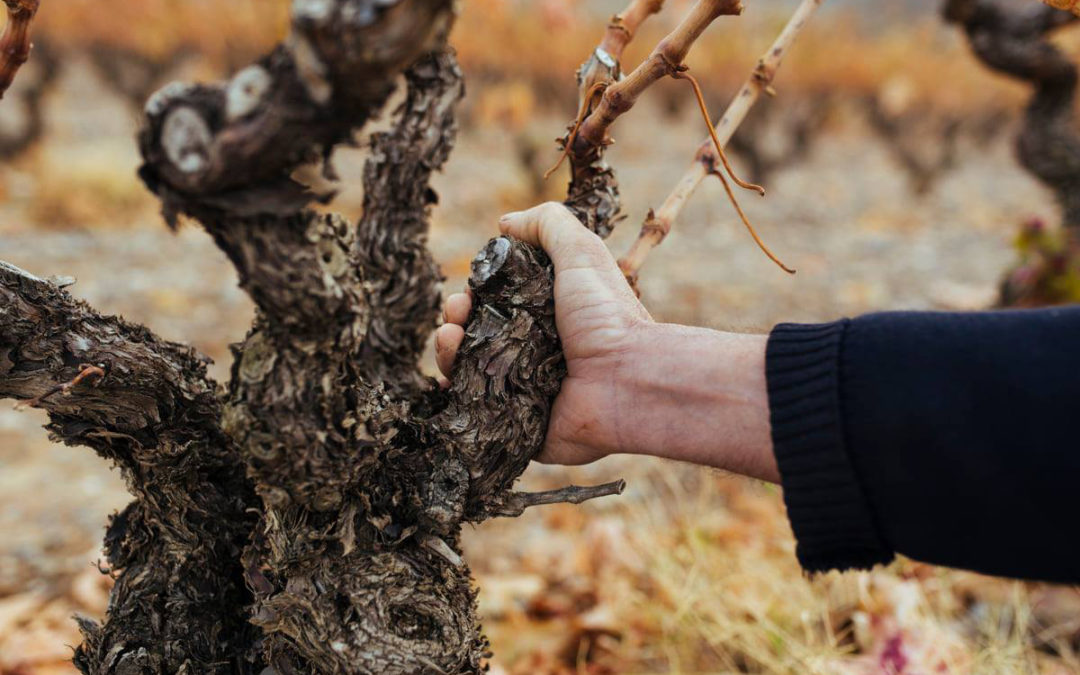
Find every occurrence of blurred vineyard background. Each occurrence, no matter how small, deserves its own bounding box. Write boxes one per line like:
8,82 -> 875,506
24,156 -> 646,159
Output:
1,0 -> 1078,673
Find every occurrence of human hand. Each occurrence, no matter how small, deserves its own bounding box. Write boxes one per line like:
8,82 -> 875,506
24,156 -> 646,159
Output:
436,202 -> 777,482
436,202 -> 654,465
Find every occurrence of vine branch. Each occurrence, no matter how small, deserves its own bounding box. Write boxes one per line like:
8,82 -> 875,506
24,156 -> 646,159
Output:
0,261 -> 258,674
579,0 -> 666,99
572,0 -> 743,155
138,0 -> 455,218
561,0 -> 742,239
618,0 -> 825,285
491,480 -> 627,518
0,0 -> 39,99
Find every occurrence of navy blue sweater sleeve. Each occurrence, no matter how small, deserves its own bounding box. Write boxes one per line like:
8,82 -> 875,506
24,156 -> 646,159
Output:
766,306 -> 1080,583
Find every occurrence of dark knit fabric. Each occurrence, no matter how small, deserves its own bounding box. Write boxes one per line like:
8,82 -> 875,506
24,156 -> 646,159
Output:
767,307 -> 1080,583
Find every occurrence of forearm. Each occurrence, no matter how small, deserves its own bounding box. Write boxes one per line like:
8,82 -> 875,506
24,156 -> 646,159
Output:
614,323 -> 779,483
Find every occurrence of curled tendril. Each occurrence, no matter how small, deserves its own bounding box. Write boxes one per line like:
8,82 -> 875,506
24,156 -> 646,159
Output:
544,81 -> 609,180
675,67 -> 794,274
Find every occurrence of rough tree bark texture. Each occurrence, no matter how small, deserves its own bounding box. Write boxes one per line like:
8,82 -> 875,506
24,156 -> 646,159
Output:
1,0 -> 646,672
945,0 -> 1080,226
0,263 -> 259,674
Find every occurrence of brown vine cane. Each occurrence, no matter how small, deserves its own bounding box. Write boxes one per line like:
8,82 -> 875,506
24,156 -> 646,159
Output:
0,0 -> 40,99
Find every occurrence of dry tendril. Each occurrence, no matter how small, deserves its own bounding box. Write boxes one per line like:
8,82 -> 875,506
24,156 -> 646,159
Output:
545,55 -> 794,274
675,67 -> 794,274
544,81 -> 610,180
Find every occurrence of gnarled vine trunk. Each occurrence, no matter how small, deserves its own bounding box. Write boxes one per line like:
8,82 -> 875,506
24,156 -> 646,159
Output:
0,0 -> 640,672
945,0 -> 1080,225
944,0 -> 1080,305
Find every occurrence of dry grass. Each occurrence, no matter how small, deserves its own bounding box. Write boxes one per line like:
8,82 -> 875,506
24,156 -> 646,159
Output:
471,461 -> 1080,674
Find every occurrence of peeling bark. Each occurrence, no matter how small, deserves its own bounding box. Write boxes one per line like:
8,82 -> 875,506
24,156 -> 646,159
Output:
0,262 -> 260,674
354,52 -> 462,393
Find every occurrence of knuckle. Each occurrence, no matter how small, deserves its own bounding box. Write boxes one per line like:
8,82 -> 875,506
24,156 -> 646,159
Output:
538,201 -> 564,216
538,201 -> 572,225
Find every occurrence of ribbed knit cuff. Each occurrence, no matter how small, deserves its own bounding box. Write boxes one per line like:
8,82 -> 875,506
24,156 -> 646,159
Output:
767,321 -> 893,573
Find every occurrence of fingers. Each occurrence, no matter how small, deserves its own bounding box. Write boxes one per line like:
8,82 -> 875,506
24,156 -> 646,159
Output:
498,202 -> 578,249
436,292 -> 472,382
443,292 -> 472,326
498,202 -> 617,275
435,323 -> 465,379
499,202 -> 639,308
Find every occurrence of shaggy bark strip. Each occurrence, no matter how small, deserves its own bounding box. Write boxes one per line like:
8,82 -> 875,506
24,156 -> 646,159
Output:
618,0 -> 824,285
354,50 -> 464,394
0,263 -> 260,674
945,0 -> 1080,227
560,0 -> 742,240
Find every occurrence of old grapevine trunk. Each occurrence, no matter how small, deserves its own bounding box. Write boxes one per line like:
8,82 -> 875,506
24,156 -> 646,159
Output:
0,262 -> 259,674
945,0 -> 1080,226
944,0 -> 1080,305
1,0 -> 630,673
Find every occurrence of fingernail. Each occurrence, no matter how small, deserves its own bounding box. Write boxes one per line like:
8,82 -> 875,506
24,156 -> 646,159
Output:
499,211 -> 519,225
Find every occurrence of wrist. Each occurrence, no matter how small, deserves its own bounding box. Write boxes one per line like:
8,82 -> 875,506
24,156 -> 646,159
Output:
613,322 -> 778,482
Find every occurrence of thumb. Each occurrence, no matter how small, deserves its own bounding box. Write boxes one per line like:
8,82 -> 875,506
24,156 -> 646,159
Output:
498,202 -> 623,283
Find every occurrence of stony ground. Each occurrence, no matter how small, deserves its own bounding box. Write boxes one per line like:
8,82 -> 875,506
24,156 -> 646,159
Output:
0,54 -> 1077,674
